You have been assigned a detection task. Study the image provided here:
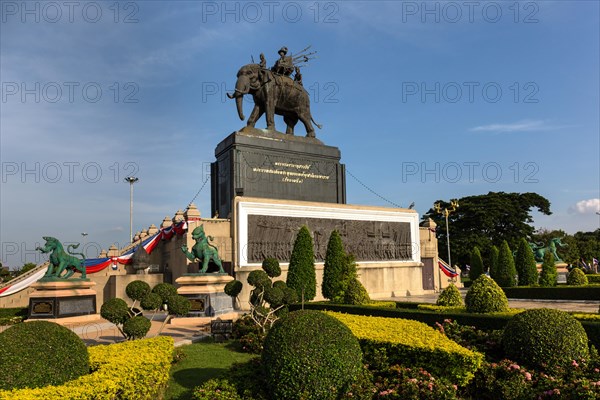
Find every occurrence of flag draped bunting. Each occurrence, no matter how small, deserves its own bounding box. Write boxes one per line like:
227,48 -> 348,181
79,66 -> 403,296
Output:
0,220 -> 187,297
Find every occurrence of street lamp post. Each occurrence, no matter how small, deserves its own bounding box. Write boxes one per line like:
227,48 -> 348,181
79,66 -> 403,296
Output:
124,177 -> 139,243
81,232 -> 88,258
434,199 -> 459,290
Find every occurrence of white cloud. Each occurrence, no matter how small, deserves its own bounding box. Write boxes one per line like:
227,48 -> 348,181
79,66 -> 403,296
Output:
570,198 -> 600,214
470,120 -> 568,133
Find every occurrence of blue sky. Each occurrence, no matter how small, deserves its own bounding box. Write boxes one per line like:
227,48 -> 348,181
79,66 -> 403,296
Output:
1,1 -> 599,268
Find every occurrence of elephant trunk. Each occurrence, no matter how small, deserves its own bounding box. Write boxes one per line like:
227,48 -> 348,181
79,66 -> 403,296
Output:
228,77 -> 249,121
235,96 -> 244,121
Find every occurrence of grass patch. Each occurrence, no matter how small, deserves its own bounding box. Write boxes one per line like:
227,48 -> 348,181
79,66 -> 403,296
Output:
165,340 -> 256,400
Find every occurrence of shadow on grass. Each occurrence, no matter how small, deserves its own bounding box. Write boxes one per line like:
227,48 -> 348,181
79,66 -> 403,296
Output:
170,367 -> 228,400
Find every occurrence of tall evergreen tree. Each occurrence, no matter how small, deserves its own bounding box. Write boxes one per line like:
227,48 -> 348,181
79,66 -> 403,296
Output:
489,245 -> 499,281
322,230 -> 346,302
496,240 -> 517,287
469,246 -> 484,281
286,226 -> 316,301
515,238 -> 538,286
539,251 -> 558,287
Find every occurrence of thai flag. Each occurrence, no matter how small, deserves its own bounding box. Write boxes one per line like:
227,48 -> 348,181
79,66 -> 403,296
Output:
438,259 -> 458,278
593,258 -> 598,266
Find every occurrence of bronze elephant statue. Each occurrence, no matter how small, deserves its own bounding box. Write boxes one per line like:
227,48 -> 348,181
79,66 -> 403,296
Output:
227,64 -> 321,137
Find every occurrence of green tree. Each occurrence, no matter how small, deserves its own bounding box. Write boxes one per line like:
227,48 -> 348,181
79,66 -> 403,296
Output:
489,245 -> 499,281
539,252 -> 557,287
423,192 -> 552,266
515,238 -> 538,286
16,262 -> 37,277
469,246 -> 484,281
322,230 -> 345,302
573,229 -> 600,264
496,240 -> 517,287
286,226 -> 316,302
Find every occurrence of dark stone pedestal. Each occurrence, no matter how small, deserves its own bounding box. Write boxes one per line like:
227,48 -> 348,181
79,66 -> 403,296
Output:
28,280 -> 97,319
211,127 -> 346,218
175,274 -> 234,317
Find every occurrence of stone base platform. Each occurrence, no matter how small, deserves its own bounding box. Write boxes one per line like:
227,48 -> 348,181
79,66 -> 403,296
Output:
176,274 -> 235,317
28,279 -> 97,319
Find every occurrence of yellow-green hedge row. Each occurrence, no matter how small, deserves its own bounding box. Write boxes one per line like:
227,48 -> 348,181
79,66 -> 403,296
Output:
0,336 -> 173,400
326,311 -> 483,385
417,304 -> 526,316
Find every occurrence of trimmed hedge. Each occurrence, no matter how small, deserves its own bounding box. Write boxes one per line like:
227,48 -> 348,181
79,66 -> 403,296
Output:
327,311 -> 483,385
587,274 -> 600,284
502,286 -> 600,300
294,302 -> 600,350
0,336 -> 174,399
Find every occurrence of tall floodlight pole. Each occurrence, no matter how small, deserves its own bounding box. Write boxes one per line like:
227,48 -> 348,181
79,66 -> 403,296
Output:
434,199 -> 459,290
81,232 -> 88,257
124,177 -> 139,243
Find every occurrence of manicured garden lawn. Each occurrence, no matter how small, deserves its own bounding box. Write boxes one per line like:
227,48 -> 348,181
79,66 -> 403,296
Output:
165,341 -> 257,400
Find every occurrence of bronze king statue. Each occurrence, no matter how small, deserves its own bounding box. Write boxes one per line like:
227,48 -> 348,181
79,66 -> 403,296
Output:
227,46 -> 322,138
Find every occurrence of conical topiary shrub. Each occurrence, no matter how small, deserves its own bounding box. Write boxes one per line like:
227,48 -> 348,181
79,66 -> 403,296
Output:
286,226 -> 316,302
495,240 -> 517,287
322,230 -> 346,302
436,283 -> 463,307
539,252 -> 557,287
515,238 -> 538,286
567,268 -> 588,286
465,275 -> 508,313
469,246 -> 484,282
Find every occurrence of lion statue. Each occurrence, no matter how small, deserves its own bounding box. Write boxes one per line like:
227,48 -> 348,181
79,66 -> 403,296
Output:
36,236 -> 87,279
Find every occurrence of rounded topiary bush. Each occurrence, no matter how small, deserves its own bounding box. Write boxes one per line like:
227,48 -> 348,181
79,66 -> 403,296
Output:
502,308 -> 589,370
140,292 -> 163,311
247,270 -> 271,289
152,282 -> 178,303
262,310 -> 363,400
567,268 -> 588,286
166,294 -> 191,316
264,286 -> 284,306
123,315 -> 151,340
465,275 -> 508,313
0,321 -> 89,390
436,283 -> 463,307
224,279 -> 243,297
100,297 -> 130,324
125,280 -> 151,301
262,258 -> 281,278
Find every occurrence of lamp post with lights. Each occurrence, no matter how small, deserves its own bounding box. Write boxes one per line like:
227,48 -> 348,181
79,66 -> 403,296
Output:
124,177 -> 139,243
434,199 -> 459,289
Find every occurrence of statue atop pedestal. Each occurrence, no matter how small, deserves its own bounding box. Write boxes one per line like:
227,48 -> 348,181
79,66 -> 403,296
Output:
36,236 -> 87,280
227,45 -> 321,138
181,225 -> 225,274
